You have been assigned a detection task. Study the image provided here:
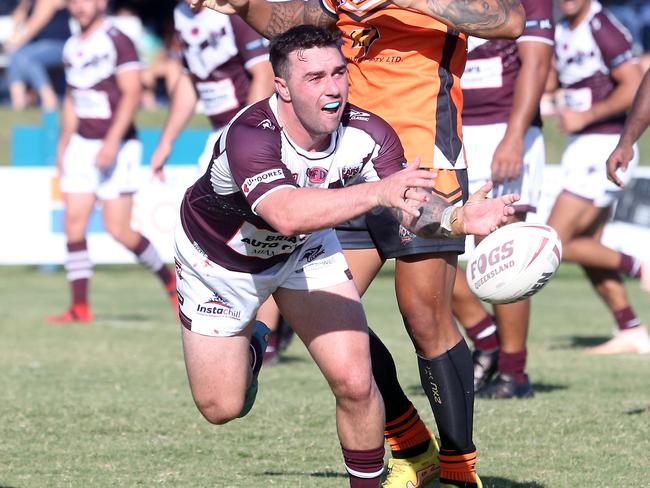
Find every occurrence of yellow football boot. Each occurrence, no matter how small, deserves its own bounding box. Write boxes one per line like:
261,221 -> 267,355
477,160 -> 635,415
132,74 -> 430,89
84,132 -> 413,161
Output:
382,437 -> 440,488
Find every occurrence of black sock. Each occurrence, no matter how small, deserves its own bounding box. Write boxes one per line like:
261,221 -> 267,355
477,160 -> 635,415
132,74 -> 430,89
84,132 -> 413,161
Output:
418,339 -> 475,454
369,327 -> 412,422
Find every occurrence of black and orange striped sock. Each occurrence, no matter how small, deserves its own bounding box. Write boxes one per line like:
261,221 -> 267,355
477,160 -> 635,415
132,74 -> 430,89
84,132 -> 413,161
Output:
384,403 -> 432,459
439,450 -> 479,486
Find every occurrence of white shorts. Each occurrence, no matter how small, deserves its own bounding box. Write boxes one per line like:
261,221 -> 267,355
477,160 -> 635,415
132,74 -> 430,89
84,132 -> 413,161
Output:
561,134 -> 639,208
174,224 -> 352,337
197,130 -> 223,174
60,134 -> 142,200
464,124 -> 545,213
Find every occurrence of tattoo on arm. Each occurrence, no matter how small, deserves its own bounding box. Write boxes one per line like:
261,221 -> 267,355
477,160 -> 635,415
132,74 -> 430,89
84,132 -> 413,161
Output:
426,0 -> 521,36
391,191 -> 450,238
267,0 -> 336,38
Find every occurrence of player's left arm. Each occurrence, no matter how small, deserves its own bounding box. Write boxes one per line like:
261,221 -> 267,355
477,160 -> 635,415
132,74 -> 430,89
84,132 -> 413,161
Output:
389,0 -> 525,39
396,182 -> 519,238
558,61 -> 642,135
95,67 -> 142,169
492,39 -> 553,182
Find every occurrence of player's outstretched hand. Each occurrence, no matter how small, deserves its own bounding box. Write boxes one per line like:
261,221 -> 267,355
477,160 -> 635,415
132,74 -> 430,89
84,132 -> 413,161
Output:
459,181 -> 519,236
377,158 -> 436,217
188,0 -> 239,14
606,144 -> 634,188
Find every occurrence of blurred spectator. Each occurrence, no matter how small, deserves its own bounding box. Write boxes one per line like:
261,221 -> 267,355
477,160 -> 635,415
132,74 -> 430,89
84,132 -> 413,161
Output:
0,1 -> 19,42
110,3 -> 180,109
4,0 -> 70,110
0,0 -> 19,101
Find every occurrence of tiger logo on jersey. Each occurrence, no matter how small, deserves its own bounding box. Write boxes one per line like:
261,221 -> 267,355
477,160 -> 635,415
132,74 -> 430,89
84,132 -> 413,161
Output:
350,25 -> 380,58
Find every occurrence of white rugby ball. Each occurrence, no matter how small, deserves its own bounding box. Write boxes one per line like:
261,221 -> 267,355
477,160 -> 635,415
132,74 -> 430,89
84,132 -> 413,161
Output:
466,222 -> 562,304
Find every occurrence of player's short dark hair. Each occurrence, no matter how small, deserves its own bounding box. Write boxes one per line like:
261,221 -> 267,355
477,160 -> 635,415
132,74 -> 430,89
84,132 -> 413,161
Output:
270,25 -> 343,79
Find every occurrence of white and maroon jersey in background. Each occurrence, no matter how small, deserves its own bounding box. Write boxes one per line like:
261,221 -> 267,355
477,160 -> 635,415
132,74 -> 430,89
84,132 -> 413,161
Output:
174,3 -> 270,130
555,1 -> 638,134
63,20 -> 140,140
461,0 -> 554,126
180,95 -> 405,274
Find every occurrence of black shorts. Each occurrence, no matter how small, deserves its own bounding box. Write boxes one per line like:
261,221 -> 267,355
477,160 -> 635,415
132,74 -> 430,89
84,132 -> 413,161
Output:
335,169 -> 469,259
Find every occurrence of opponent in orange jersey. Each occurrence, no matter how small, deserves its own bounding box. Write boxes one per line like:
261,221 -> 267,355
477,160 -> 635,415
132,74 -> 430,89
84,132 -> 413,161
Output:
189,1 -> 524,487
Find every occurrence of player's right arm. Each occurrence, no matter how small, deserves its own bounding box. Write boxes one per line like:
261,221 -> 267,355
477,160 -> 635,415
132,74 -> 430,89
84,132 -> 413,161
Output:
190,0 -> 524,39
56,90 -> 78,175
607,69 -> 650,187
190,0 -> 336,39
150,72 -> 198,181
256,163 -> 435,236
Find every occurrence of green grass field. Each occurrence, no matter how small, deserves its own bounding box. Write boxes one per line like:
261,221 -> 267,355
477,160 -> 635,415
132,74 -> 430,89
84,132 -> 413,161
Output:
1,263 -> 649,487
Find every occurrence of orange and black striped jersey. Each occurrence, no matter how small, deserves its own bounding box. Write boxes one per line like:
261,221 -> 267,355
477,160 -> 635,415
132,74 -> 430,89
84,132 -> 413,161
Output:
320,0 -> 468,170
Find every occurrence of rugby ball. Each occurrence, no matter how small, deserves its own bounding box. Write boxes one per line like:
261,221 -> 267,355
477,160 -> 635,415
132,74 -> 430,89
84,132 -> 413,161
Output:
466,223 -> 562,304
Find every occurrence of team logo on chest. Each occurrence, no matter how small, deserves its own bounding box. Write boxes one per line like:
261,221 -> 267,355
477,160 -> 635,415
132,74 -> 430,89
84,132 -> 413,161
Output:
350,25 -> 380,58
306,167 -> 329,185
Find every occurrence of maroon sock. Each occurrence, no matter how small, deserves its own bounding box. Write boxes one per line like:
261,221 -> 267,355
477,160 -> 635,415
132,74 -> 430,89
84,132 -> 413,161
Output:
157,266 -> 174,289
465,315 -> 499,351
71,279 -> 89,305
130,235 -> 173,288
341,445 -> 384,487
497,350 -> 527,384
613,307 -> 641,331
66,240 -> 91,306
618,253 -> 642,278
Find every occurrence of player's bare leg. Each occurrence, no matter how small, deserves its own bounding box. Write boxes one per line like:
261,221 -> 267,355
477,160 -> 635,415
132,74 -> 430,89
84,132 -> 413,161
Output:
549,192 -> 646,282
454,212 -> 533,398
395,253 -> 480,486
181,325 -> 254,423
102,195 -> 177,313
47,192 -> 96,324
275,281 -> 385,486
548,192 -> 650,354
343,247 -> 441,486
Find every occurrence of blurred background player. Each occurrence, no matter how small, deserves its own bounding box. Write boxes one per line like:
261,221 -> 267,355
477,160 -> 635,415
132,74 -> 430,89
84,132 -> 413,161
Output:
149,0 -> 273,181
188,0 -> 526,487
47,0 -> 176,323
546,0 -> 648,354
148,0 -> 277,354
452,0 -> 554,399
4,0 -> 70,110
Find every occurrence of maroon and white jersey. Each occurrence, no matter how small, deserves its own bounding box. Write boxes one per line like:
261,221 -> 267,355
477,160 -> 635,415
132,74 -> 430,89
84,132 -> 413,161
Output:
180,95 -> 405,274
63,20 -> 139,140
174,4 -> 270,130
555,1 -> 638,134
461,0 -> 554,126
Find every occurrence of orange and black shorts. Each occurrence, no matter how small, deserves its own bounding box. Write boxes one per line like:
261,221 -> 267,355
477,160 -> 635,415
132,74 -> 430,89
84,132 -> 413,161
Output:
335,168 -> 469,259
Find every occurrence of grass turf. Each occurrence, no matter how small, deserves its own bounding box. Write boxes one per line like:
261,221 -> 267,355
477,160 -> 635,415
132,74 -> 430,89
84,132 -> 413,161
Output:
0,262 -> 649,487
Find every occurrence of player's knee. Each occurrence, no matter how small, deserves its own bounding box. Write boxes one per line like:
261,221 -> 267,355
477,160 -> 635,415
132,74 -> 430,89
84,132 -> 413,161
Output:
401,302 -> 454,334
194,395 -> 242,425
63,217 -> 87,239
105,223 -> 133,246
330,372 -> 375,407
